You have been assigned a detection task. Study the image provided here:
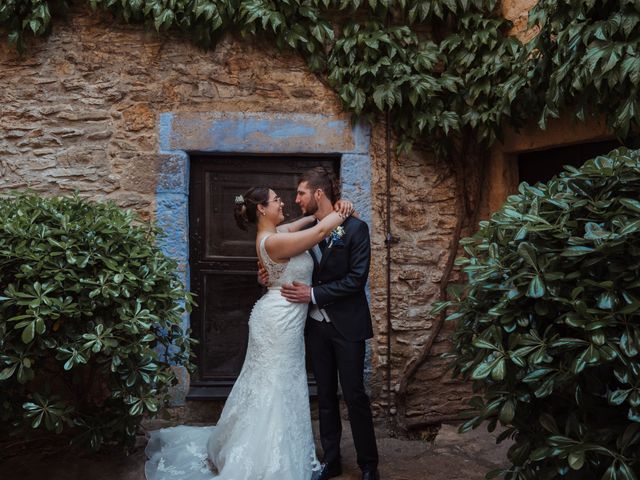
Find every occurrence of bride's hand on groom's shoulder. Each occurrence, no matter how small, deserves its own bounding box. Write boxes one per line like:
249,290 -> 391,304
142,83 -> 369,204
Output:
334,200 -> 355,219
281,281 -> 311,303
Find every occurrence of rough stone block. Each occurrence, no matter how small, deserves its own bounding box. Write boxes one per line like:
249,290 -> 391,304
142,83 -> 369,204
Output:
156,152 -> 189,194
156,193 -> 189,262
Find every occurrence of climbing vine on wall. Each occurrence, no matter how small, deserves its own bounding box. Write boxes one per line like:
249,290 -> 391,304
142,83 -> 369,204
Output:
4,1 -> 638,150
0,0 -> 533,154
528,0 -> 640,138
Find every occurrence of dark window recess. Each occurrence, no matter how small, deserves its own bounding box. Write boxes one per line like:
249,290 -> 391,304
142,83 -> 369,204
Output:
188,155 -> 339,399
518,139 -> 622,185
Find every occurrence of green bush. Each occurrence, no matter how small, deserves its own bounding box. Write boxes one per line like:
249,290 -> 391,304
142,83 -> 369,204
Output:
445,148 -> 640,479
0,193 -> 194,450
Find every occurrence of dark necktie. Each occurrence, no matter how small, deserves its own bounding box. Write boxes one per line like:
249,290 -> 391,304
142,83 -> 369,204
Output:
319,238 -> 328,253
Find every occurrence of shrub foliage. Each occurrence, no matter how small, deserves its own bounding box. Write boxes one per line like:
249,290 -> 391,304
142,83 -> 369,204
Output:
444,148 -> 640,479
0,193 -> 194,450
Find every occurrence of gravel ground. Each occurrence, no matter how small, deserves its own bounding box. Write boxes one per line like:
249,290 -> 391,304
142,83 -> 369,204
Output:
0,420 -> 511,480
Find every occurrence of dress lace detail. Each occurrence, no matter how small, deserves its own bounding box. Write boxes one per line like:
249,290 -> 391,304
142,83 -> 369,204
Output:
258,234 -> 288,284
145,233 -> 320,480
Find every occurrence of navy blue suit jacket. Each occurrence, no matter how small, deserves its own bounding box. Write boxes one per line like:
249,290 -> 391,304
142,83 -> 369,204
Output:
309,216 -> 373,341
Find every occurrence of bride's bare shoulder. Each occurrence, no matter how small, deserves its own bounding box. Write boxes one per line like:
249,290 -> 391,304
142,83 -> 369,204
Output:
262,233 -> 290,265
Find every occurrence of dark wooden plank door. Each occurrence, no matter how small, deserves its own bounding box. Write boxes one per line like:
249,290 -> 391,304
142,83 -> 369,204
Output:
188,156 -> 339,398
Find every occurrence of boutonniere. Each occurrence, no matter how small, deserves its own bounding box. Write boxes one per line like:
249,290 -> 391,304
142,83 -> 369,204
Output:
328,226 -> 346,247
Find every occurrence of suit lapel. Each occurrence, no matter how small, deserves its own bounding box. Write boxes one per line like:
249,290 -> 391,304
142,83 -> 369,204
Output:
318,218 -> 350,272
303,220 -> 321,268
318,241 -> 336,272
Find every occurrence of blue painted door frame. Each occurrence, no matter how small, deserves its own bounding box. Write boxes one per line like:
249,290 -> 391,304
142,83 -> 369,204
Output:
155,112 -> 372,404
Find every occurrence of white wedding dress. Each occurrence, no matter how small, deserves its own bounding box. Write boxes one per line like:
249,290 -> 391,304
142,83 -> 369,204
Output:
145,234 -> 321,480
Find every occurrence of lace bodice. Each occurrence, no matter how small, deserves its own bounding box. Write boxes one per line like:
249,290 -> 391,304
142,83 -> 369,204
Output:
259,234 -> 313,288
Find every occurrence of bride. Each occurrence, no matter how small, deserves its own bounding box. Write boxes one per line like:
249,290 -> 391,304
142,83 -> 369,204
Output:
145,186 -> 353,480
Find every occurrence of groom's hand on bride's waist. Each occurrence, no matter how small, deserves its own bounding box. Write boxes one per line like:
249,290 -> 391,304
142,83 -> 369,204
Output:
281,281 -> 311,303
257,261 -> 270,286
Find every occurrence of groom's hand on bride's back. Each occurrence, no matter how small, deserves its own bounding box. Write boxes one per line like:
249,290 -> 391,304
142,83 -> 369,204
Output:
257,261 -> 270,286
281,281 -> 311,303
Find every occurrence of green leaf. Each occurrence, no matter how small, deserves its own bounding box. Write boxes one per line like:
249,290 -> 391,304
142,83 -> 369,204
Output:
539,413 -> 559,433
609,389 -> 631,406
568,451 -> 585,470
35,318 -> 46,335
471,360 -> 494,380
530,446 -> 552,461
617,461 -> 637,480
597,292 -> 615,310
21,322 -> 35,343
561,246 -> 594,257
472,338 -> 498,350
499,399 -> 515,423
517,242 -> 538,269
602,462 -> 617,480
547,435 -> 578,448
0,364 -> 18,380
619,220 -> 640,236
620,198 -> 640,214
372,85 -> 388,111
491,358 -> 506,381
620,330 -> 638,356
527,275 -> 545,298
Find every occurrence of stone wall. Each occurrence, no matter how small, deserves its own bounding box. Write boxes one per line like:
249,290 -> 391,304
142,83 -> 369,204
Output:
0,2 -> 546,428
0,10 -> 339,217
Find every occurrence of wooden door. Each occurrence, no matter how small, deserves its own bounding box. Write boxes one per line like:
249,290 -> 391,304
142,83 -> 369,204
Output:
188,156 -> 339,398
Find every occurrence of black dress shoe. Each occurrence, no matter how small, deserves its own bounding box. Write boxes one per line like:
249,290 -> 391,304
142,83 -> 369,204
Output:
314,462 -> 343,480
362,469 -> 380,480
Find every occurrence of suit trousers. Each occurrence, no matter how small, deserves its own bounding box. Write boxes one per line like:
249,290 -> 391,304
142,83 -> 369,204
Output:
306,319 -> 378,471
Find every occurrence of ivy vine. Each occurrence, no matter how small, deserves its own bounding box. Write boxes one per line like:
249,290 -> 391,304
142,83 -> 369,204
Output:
2,1 -> 638,156
528,0 -> 640,138
5,1 -> 637,150
0,0 -> 531,154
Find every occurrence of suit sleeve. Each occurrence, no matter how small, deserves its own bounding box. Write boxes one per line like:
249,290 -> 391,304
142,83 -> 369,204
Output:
313,221 -> 370,307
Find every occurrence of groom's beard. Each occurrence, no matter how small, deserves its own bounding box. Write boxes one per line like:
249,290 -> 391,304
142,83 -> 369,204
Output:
302,198 -> 318,216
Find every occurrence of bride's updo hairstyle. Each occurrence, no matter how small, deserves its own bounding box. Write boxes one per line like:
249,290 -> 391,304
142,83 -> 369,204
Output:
234,186 -> 270,231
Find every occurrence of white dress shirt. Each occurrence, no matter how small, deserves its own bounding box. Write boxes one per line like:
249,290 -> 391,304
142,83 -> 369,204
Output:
309,242 -> 331,322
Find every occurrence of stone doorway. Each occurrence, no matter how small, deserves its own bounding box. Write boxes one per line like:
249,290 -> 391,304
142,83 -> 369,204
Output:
188,155 -> 339,398
155,111 -> 372,404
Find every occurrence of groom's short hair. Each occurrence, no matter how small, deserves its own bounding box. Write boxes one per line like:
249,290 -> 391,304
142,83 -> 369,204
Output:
300,167 -> 340,204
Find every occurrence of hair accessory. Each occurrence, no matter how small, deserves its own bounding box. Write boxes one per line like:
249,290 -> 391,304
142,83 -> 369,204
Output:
234,195 -> 244,205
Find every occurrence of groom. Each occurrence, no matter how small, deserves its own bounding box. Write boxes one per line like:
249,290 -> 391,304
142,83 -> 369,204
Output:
281,167 -> 379,480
